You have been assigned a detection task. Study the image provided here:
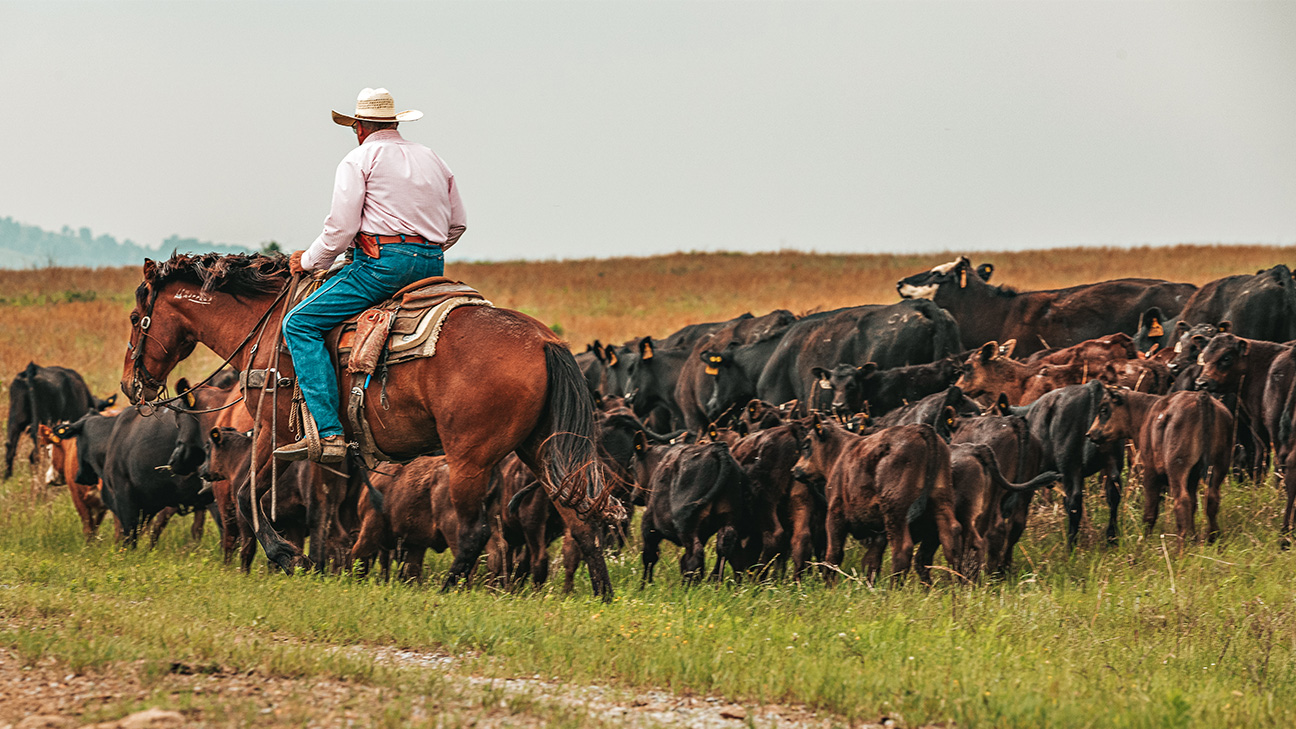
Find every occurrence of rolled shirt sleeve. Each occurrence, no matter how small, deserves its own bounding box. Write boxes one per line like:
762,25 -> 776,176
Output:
443,175 -> 467,251
301,155 -> 366,271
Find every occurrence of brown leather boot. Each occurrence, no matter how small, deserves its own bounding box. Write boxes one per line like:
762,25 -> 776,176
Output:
273,434 -> 347,463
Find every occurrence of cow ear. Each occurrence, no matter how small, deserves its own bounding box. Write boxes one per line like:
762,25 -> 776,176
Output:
746,399 -> 761,417
780,399 -> 797,412
856,362 -> 878,378
53,423 -> 71,439
209,427 -> 222,445
633,430 -> 649,452
999,339 -> 1017,358
591,342 -> 606,363
811,366 -> 829,380
976,263 -> 994,282
1217,321 -> 1232,333
979,342 -> 999,362
106,393 -> 117,406
1238,339 -> 1249,355
995,393 -> 1011,416
733,420 -> 749,437
639,338 -> 654,360
605,346 -> 619,366
942,405 -> 958,432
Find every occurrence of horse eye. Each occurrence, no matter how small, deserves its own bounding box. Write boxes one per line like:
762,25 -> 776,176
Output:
130,313 -> 139,325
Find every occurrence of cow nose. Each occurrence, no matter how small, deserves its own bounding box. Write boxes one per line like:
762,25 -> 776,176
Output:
1194,378 -> 1211,391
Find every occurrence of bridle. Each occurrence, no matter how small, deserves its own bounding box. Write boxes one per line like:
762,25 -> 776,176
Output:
128,277 -> 295,416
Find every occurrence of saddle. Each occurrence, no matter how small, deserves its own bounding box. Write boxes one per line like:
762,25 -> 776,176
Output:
289,275 -> 494,374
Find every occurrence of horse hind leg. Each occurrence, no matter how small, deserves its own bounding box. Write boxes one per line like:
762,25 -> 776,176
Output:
442,463 -> 495,591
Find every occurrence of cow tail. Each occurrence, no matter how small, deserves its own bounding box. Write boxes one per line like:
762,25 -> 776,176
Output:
1199,392 -> 1217,486
23,362 -> 40,443
983,448 -> 1061,494
537,341 -> 612,519
357,466 -> 385,516
907,427 -> 941,523
507,480 -> 543,518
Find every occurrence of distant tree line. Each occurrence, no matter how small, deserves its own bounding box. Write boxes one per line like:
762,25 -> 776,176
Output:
0,217 -> 253,269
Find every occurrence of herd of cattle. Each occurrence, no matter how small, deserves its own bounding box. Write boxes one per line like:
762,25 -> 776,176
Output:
8,255 -> 1296,587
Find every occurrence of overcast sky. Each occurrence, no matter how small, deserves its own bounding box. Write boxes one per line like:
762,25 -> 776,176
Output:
2,1 -> 1294,261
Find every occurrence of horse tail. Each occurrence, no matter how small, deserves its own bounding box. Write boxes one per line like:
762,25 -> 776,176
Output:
537,341 -> 614,520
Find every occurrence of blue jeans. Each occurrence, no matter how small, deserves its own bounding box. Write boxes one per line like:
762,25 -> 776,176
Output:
282,243 -> 444,437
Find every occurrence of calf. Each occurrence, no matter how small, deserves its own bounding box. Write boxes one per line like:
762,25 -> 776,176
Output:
956,341 -> 1092,406
1195,333 -> 1291,481
948,410 -> 1048,573
635,438 -> 757,585
729,421 -> 822,579
738,399 -> 797,431
351,455 -> 458,583
201,428 -> 311,572
810,356 -> 963,418
40,423 -> 109,541
873,386 -> 980,428
792,419 -> 963,585
1008,380 -> 1125,548
1025,332 -> 1138,366
1087,388 -> 1232,543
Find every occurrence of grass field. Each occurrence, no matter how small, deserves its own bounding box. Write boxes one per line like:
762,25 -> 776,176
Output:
3,246 -> 1296,728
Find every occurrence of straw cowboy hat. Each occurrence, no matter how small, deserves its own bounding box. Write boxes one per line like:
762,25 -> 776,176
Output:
331,87 -> 423,126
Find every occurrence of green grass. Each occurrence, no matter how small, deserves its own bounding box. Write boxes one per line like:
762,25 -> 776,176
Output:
2,460 -> 1296,728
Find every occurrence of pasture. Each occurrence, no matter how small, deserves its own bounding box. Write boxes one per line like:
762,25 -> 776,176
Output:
3,246 -> 1296,728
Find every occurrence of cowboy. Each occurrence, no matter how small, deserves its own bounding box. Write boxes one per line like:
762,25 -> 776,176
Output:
275,87 -> 466,463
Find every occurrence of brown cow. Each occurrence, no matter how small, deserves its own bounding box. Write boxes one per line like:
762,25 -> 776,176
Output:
956,341 -> 1090,406
728,420 -> 821,579
1087,388 -> 1232,543
1195,333 -> 1291,481
1025,332 -> 1139,365
792,418 -> 963,585
351,456 -> 459,583
182,378 -> 252,562
38,424 -> 109,541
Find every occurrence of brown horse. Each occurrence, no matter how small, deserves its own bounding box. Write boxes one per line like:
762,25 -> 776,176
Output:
120,252 -> 622,599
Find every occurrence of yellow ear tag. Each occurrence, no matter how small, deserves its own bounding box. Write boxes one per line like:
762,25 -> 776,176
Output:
642,342 -> 654,360
1148,320 -> 1164,338
50,435 -> 60,444
705,365 -> 720,376
185,392 -> 196,408
1197,353 -> 1206,366
607,352 -> 618,366
960,269 -> 968,288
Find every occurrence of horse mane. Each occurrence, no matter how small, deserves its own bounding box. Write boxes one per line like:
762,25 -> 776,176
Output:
137,251 -> 290,302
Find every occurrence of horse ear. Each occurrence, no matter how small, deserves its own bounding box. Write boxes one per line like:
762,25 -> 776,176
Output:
142,258 -> 157,279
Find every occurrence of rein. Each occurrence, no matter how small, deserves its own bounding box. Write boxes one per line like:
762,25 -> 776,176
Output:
130,276 -> 297,416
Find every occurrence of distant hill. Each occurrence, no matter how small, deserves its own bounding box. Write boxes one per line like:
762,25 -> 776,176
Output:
0,217 -> 255,269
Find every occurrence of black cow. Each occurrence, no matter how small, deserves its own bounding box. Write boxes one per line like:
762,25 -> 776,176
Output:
74,406 -> 212,547
676,310 -> 797,431
1195,333 -> 1291,482
1007,380 -> 1124,548
1136,265 -> 1296,352
755,300 -> 961,411
896,256 -> 1196,357
810,356 -> 964,418
634,438 -> 757,585
6,363 -> 102,479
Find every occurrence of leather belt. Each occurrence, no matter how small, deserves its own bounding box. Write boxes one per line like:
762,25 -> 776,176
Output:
355,232 -> 440,258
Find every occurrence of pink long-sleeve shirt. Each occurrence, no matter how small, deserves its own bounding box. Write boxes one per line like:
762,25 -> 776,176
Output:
301,129 -> 466,271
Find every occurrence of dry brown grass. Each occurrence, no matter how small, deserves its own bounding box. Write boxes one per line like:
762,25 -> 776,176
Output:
2,244 -> 1294,424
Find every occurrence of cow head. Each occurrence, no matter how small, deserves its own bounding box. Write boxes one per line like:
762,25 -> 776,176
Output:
698,347 -> 754,424
792,414 -> 843,485
201,427 -> 252,483
165,411 -> 207,476
1134,307 -> 1173,353
1165,323 -> 1219,374
1195,333 -> 1250,393
623,337 -> 661,417
54,418 -> 100,487
1086,385 -> 1135,444
36,424 -> 66,486
933,405 -> 959,443
896,257 -> 991,301
809,363 -> 877,417
954,340 -> 1019,400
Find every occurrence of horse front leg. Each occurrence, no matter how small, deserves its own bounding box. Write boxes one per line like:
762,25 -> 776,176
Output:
248,452 -> 309,574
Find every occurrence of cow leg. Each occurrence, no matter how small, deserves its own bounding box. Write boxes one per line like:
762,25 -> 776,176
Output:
1204,465 -> 1223,544
149,508 -> 174,548
1283,452 -> 1296,547
885,517 -> 916,586
553,504 -> 612,600
349,512 -> 385,577
680,535 -> 707,585
1142,472 -> 1167,537
1063,474 -> 1085,549
641,526 -> 662,586
790,518 -> 815,582
1102,457 -> 1123,545
378,549 -> 392,582
3,430 -> 19,480
191,507 -> 206,541
860,535 -> 886,585
912,530 -> 939,585
69,486 -> 96,542
824,508 -> 848,585
403,545 -> 427,585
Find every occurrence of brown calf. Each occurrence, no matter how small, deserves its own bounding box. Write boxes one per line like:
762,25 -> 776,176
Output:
1087,388 -> 1232,543
39,424 -> 109,541
352,455 -> 458,583
1195,333 -> 1291,481
957,341 -> 1090,406
729,420 -> 822,579
792,419 -> 963,585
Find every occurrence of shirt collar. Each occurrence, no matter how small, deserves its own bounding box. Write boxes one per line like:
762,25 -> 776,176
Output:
362,129 -> 404,145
